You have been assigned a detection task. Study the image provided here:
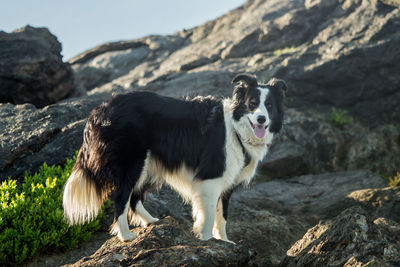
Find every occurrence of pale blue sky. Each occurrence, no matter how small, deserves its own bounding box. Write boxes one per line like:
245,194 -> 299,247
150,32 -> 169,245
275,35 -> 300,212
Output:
1,0 -> 244,60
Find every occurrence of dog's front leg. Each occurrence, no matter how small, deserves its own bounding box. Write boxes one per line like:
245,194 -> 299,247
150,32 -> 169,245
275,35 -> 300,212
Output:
191,179 -> 222,240
213,189 -> 236,244
213,198 -> 228,240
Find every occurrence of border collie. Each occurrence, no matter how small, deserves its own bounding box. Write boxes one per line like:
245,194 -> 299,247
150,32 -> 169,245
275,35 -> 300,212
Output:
63,74 -> 287,243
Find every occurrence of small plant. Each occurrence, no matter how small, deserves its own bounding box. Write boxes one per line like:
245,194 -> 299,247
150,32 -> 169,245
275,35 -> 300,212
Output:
388,172 -> 400,187
328,108 -> 354,129
0,152 -> 106,265
273,46 -> 298,56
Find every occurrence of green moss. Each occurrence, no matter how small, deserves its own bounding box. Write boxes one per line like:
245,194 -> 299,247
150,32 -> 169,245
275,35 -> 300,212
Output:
273,46 -> 298,56
0,152 -> 106,265
388,172 -> 400,187
328,108 -> 354,129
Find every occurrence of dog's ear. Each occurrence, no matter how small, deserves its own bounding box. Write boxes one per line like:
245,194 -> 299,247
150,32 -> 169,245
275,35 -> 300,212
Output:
232,73 -> 258,88
267,78 -> 288,93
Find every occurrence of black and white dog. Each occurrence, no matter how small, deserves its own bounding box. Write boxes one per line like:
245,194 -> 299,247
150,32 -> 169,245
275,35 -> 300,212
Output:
63,74 -> 287,243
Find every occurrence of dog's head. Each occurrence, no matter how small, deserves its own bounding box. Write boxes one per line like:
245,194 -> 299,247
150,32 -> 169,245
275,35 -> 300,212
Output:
231,73 -> 287,144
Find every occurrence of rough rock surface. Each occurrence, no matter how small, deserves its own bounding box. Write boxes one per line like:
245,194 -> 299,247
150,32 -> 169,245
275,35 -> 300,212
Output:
0,93 -> 111,181
281,186 -> 400,266
71,0 -> 400,126
282,206 -> 400,267
327,186 -> 400,223
250,170 -> 386,220
0,26 -> 76,107
69,217 -> 251,267
259,109 -> 400,178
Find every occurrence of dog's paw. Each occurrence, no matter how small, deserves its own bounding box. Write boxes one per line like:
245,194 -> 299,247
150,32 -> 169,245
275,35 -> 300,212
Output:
118,231 -> 137,242
142,217 -> 159,227
195,231 -> 213,241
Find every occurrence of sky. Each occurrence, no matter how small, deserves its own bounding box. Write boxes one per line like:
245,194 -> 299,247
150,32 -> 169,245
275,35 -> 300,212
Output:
0,0 -> 244,60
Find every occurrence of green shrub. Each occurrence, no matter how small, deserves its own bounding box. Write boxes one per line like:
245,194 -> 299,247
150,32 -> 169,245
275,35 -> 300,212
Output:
0,153 -> 105,265
388,172 -> 400,187
328,108 -> 354,129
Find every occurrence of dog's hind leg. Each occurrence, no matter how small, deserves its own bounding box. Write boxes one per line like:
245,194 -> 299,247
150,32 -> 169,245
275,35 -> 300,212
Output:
191,179 -> 222,240
129,193 -> 159,227
110,186 -> 136,242
110,161 -> 146,242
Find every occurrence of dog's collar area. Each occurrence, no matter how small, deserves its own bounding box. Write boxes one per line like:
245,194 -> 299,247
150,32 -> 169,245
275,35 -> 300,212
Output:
235,132 -> 251,168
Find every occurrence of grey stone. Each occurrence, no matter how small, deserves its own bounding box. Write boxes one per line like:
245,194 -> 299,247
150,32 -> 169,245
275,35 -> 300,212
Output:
259,141 -> 309,179
248,170 -> 386,220
282,206 -> 400,267
0,26 -> 76,107
0,92 -> 111,180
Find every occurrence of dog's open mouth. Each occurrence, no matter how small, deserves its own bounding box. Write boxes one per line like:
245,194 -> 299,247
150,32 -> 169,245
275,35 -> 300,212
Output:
248,118 -> 267,139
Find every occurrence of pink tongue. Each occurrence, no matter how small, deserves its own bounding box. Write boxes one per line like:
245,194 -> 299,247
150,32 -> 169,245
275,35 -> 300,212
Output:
254,125 -> 266,138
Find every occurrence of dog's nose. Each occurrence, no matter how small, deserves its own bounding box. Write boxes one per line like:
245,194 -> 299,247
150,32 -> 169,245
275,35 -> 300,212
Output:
257,115 -> 266,124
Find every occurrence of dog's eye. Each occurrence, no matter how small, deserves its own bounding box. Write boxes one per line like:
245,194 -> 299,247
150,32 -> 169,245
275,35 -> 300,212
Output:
248,100 -> 257,108
266,103 -> 272,109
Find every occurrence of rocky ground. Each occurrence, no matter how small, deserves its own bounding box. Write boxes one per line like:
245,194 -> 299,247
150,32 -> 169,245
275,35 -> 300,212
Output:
1,0 -> 400,266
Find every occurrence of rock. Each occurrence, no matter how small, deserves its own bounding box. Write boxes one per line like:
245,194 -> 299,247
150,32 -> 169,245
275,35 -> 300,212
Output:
69,217 -> 251,267
282,206 -> 400,267
0,26 -> 76,107
69,0 -> 400,127
327,186 -> 400,223
3,0 -> 398,179
70,35 -> 187,91
227,190 -> 306,266
249,170 -> 386,221
269,0 -> 400,126
259,109 -> 400,178
345,125 -> 400,176
65,0 -> 400,178
259,141 -> 309,179
0,92 -> 111,180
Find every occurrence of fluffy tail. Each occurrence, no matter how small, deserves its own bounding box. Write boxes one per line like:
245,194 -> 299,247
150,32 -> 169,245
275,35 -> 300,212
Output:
63,167 -> 104,225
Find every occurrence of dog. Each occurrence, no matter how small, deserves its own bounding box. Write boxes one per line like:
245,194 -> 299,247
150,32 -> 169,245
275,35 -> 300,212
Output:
63,73 -> 287,243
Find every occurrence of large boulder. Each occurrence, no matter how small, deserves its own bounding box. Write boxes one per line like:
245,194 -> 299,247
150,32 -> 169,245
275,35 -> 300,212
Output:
0,26 -> 76,107
282,186 -> 400,266
282,206 -> 400,267
326,186 -> 400,223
